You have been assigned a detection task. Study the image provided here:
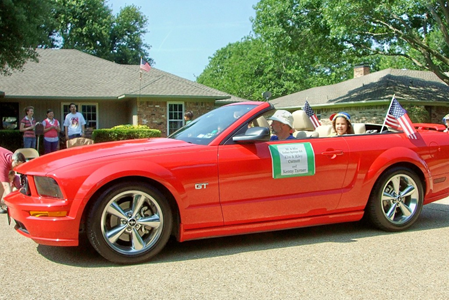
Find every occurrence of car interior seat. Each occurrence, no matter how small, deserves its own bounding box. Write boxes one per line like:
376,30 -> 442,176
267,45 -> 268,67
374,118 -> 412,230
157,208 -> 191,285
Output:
66,137 -> 94,148
292,110 -> 318,138
254,115 -> 270,129
314,125 -> 334,137
14,148 -> 40,161
352,123 -> 366,134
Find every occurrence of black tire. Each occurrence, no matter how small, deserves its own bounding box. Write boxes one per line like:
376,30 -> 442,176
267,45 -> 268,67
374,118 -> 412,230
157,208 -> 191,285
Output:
86,182 -> 172,264
366,167 -> 423,232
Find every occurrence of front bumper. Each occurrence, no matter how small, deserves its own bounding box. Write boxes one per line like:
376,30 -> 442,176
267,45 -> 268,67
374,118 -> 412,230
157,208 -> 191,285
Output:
5,191 -> 80,246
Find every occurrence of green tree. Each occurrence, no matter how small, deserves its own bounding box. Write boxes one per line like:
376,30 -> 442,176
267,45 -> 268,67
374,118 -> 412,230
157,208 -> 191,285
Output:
198,37 -> 272,100
198,1 -> 379,99
52,0 -> 151,64
53,0 -> 113,55
198,31 -> 370,100
253,0 -> 449,84
0,0 -> 54,75
109,5 -> 150,64
200,0 -> 449,99
199,34 -> 354,100
252,0 -> 346,69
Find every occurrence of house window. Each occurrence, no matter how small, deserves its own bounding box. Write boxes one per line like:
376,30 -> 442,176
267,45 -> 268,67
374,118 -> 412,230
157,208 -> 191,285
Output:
0,102 -> 19,130
81,105 -> 97,129
167,102 -> 184,135
62,103 -> 98,129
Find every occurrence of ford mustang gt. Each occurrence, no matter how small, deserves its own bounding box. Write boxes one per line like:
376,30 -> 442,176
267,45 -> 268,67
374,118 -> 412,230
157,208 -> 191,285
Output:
5,101 -> 449,264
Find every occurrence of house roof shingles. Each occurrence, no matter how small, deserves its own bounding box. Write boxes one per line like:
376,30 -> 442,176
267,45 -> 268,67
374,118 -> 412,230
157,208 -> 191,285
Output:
0,49 -> 247,102
270,68 -> 449,109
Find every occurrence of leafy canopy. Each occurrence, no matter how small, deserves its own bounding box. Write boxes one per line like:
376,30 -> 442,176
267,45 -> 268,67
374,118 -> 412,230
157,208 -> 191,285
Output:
52,0 -> 151,65
198,0 -> 449,100
197,35 -> 343,101
253,0 -> 449,84
0,0 -> 54,75
0,0 -> 152,75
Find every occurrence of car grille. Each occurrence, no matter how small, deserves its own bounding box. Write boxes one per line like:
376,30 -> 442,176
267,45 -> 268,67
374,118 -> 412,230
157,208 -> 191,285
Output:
14,220 -> 29,234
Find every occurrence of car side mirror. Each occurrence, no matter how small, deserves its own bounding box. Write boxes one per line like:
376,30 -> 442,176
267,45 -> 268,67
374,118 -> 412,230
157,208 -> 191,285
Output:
233,127 -> 271,144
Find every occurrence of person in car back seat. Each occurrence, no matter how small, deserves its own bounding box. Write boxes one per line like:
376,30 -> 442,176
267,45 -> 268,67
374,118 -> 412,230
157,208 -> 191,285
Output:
443,114 -> 449,132
330,112 -> 354,136
268,110 -> 295,140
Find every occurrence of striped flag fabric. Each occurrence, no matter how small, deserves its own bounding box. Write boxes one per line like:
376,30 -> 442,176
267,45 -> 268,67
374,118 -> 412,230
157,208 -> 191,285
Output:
385,97 -> 417,139
303,101 -> 321,129
140,58 -> 151,72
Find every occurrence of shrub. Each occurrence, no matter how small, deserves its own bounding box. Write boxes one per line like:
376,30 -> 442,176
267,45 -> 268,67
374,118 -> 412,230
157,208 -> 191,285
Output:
92,127 -> 161,143
111,124 -> 151,130
0,130 -> 22,151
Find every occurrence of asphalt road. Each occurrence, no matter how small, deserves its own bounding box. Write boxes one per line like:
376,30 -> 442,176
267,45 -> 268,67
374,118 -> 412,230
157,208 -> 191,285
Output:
1,197 -> 448,300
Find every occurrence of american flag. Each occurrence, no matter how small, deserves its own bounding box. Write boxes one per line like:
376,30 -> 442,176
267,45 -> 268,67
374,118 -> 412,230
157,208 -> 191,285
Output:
140,58 -> 151,72
385,98 -> 417,139
303,101 -> 321,129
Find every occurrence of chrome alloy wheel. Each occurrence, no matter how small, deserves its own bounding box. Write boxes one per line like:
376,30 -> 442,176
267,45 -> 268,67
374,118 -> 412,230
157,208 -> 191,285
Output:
380,174 -> 419,225
100,190 -> 163,255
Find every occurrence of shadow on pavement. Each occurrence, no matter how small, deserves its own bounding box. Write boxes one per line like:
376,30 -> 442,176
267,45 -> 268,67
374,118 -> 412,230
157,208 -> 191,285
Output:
36,202 -> 449,267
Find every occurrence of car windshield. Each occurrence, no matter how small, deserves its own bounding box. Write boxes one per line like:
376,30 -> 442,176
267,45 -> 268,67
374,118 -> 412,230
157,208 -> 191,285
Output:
169,104 -> 257,145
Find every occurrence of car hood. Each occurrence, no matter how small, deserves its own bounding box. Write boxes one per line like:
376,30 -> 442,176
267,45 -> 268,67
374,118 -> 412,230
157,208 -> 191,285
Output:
15,138 -> 194,174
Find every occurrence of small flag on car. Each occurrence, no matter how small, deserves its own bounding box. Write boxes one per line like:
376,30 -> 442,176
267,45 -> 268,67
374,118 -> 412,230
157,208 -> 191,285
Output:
303,101 -> 321,129
385,97 -> 417,139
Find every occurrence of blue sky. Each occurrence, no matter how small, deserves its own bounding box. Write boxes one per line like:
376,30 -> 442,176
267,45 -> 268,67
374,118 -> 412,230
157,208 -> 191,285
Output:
108,0 -> 259,81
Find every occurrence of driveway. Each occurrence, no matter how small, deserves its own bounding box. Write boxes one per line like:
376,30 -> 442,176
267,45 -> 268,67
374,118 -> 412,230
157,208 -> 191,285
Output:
1,197 -> 448,299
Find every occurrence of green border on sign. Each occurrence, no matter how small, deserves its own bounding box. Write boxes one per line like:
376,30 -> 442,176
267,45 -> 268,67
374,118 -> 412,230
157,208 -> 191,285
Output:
269,142 -> 315,179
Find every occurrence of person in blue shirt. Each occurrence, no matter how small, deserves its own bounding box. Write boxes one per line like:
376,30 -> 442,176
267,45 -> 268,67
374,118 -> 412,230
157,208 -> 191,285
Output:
443,114 -> 449,132
268,110 -> 295,141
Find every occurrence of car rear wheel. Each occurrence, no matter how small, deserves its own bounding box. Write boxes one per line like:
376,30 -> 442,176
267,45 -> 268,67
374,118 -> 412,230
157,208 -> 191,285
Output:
86,182 -> 172,264
366,167 -> 423,232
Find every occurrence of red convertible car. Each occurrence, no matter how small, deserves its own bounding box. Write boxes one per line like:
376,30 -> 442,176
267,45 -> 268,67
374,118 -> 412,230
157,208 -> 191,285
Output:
5,101 -> 449,264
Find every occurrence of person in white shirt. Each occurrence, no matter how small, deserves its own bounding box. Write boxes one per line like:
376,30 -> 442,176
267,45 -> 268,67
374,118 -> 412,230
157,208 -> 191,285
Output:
64,103 -> 86,140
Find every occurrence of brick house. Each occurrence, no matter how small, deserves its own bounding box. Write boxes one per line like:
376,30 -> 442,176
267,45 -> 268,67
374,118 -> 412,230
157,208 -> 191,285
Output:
0,49 -> 247,136
270,66 -> 449,125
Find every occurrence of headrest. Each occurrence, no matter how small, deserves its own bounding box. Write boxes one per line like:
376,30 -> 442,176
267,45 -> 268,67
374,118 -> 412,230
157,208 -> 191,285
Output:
315,125 -> 333,137
353,123 -> 366,134
292,110 -> 315,131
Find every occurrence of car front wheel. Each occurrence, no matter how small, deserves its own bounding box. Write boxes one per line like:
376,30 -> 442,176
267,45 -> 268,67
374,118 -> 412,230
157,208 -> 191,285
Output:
86,182 -> 172,264
366,167 -> 423,232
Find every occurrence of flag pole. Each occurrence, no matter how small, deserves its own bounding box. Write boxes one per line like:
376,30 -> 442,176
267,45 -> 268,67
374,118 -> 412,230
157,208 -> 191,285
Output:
139,57 -> 142,106
139,71 -> 142,96
381,94 -> 395,133
139,56 -> 143,81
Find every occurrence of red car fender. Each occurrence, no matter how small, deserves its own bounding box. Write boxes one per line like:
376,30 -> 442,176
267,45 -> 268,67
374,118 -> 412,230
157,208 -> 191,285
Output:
68,159 -> 185,219
364,146 -> 432,195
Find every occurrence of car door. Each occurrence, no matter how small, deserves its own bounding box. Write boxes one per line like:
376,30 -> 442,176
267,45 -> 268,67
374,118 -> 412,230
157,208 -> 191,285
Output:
217,137 -> 350,225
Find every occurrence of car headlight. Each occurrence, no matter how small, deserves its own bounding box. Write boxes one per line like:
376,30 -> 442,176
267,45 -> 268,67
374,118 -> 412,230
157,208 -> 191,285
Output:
34,176 -> 64,199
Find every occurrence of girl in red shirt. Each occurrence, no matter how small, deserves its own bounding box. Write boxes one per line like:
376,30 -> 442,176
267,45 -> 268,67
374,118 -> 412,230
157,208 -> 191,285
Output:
19,106 -> 38,148
42,109 -> 61,154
